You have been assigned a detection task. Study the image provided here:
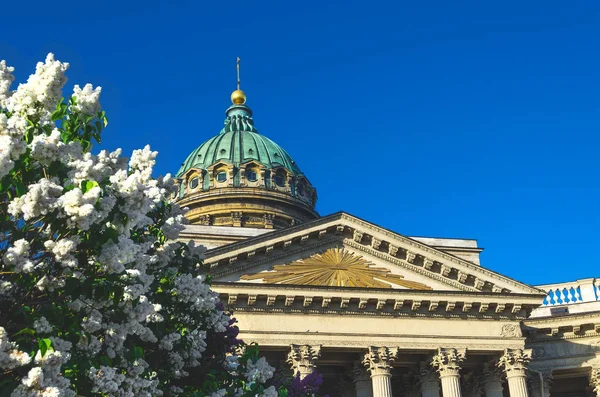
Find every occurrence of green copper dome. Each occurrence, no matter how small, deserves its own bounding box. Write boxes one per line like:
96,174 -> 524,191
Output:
173,97 -> 317,224
176,104 -> 302,177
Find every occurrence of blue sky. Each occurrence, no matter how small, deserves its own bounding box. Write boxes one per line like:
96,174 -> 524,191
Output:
2,1 -> 599,285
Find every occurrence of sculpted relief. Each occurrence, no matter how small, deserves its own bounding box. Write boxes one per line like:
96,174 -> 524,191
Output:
240,247 -> 432,289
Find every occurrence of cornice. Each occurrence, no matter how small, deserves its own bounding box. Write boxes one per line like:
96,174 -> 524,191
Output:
212,283 -> 543,320
343,239 -> 473,292
337,213 -> 543,295
524,311 -> 600,342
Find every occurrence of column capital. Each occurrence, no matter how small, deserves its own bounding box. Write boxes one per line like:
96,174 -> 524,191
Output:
287,344 -> 321,378
363,346 -> 398,377
497,349 -> 531,378
431,347 -> 466,377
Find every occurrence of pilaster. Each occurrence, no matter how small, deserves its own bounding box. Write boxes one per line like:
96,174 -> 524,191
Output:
363,346 -> 398,397
431,348 -> 466,397
497,349 -> 531,397
287,344 -> 321,379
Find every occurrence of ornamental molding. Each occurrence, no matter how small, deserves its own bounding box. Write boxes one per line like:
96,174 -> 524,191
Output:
203,212 -> 543,295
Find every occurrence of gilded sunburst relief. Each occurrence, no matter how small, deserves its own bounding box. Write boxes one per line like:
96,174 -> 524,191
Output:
240,247 -> 431,290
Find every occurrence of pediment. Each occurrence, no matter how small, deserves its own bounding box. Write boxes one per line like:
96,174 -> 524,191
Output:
205,212 -> 543,295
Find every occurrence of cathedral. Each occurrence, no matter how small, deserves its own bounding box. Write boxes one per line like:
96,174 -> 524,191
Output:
172,83 -> 600,397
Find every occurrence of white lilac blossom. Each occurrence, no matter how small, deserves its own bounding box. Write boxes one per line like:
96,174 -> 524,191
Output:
0,54 -> 283,397
0,60 -> 15,107
3,239 -> 33,273
245,357 -> 275,384
33,317 -> 52,334
0,327 -> 31,369
261,386 -> 279,397
71,84 -> 101,116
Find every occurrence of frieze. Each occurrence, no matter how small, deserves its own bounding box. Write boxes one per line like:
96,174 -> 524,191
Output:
236,336 -> 523,351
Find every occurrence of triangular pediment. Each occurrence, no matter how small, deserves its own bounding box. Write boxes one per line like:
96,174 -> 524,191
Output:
205,212 -> 543,295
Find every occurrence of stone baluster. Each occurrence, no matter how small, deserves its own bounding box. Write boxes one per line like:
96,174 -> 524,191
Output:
497,349 -> 531,397
420,361 -> 441,397
362,346 -> 398,397
287,344 -> 321,379
481,361 -> 504,397
590,367 -> 600,397
354,361 -> 374,397
431,348 -> 466,397
528,369 -> 552,397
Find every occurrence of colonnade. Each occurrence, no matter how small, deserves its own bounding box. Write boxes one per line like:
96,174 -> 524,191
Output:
286,345 -> 532,397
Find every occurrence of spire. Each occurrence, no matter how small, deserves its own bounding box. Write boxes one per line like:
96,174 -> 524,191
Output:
231,57 -> 246,105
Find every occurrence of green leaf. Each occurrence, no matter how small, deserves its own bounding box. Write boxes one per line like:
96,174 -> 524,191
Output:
12,328 -> 36,337
14,180 -> 27,197
81,180 -> 98,193
38,338 -> 52,357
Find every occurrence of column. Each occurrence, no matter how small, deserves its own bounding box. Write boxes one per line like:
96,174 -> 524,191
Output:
528,369 -> 552,397
431,348 -> 466,397
589,366 -> 600,397
354,361 -> 374,397
497,348 -> 531,397
419,361 -> 441,397
362,346 -> 398,397
287,344 -> 321,379
482,361 -> 504,397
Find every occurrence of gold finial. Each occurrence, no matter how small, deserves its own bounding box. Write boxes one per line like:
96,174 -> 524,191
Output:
231,57 -> 246,105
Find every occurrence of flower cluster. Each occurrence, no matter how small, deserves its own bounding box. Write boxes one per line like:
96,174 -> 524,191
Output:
0,53 -> 326,397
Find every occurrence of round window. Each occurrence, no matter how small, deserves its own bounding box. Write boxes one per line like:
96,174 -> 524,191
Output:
274,173 -> 286,187
246,169 -> 258,182
216,171 -> 227,183
189,177 -> 199,190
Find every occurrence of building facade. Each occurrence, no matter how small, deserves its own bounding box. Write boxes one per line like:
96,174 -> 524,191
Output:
174,88 -> 600,397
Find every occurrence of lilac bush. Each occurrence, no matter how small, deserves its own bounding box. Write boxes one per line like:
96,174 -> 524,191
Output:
0,54 -> 286,396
